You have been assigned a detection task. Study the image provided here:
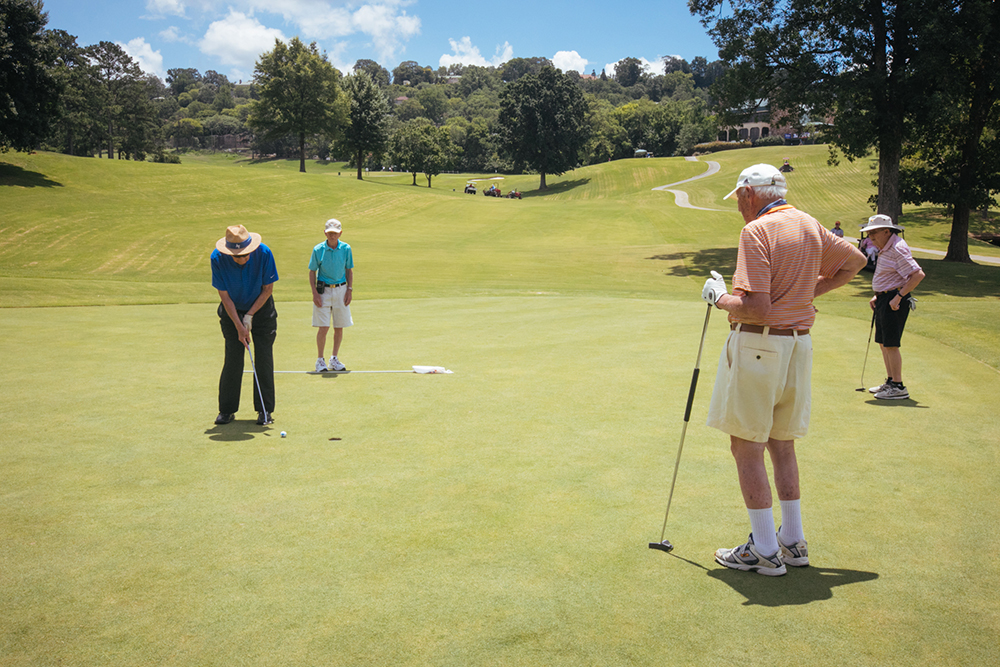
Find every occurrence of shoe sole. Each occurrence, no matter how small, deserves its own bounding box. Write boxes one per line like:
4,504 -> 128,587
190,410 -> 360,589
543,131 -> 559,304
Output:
782,556 -> 810,567
875,394 -> 909,400
714,554 -> 787,576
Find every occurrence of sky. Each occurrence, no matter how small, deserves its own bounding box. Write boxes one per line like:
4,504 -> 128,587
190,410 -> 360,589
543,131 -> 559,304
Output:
39,0 -> 720,84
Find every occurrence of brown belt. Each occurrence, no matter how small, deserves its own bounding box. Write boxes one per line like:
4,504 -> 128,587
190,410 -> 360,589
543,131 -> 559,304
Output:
731,323 -> 809,337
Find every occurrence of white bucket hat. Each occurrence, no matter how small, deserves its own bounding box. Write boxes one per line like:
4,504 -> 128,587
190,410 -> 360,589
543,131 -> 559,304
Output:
724,163 -> 787,199
859,214 -> 903,233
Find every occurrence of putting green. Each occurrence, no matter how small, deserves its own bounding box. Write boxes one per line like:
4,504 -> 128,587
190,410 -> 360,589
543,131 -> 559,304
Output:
2,297 -> 997,666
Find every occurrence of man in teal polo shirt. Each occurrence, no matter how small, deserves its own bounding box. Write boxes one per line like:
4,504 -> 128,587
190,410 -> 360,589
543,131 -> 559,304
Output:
309,218 -> 354,371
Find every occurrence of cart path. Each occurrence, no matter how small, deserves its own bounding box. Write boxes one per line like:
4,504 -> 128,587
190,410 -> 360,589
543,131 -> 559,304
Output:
651,156 -> 724,211
655,157 -> 1000,264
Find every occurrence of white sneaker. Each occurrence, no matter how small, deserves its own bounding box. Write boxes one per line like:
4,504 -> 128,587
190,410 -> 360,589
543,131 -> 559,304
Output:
868,377 -> 891,394
875,383 -> 909,400
328,356 -> 346,371
315,357 -> 328,372
714,533 -> 786,576
777,533 -> 810,567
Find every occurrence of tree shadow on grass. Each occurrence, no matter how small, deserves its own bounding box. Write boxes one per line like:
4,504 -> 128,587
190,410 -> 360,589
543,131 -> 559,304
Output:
524,178 -> 590,198
709,566 -> 880,606
0,162 -> 63,188
646,246 -> 737,280
204,420 -> 276,442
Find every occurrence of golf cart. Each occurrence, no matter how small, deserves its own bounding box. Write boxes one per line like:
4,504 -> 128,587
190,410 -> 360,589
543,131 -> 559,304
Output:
484,184 -> 503,197
464,182 -> 476,194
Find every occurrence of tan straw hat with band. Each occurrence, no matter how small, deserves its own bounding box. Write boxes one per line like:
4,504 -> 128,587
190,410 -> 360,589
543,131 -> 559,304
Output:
216,225 -> 262,256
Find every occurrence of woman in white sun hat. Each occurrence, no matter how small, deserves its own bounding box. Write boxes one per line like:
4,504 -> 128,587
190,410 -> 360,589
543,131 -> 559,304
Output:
859,214 -> 925,400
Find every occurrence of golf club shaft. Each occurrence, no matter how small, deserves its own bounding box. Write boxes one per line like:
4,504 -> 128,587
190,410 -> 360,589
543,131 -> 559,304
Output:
658,303 -> 713,543
858,309 -> 876,389
245,341 -> 269,422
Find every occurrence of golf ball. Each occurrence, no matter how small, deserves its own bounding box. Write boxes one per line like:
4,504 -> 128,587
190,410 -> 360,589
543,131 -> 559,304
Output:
280,431 -> 287,438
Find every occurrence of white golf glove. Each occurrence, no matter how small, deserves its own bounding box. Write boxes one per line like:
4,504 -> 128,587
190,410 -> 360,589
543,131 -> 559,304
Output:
242,313 -> 253,331
702,271 -> 728,305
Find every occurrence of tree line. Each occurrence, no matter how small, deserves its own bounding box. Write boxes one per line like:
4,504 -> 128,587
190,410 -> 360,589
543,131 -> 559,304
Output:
1,0 -> 725,188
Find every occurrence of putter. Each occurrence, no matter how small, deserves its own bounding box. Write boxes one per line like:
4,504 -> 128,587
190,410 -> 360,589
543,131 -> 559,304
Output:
856,309 -> 877,392
650,302 -> 714,553
245,341 -> 272,425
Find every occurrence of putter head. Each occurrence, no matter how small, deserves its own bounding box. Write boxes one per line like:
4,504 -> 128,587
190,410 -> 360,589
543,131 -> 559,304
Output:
855,387 -> 867,392
648,540 -> 674,553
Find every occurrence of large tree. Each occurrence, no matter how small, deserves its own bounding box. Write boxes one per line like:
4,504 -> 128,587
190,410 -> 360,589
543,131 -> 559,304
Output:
0,0 -> 60,152
45,29 -> 102,156
614,57 -> 644,87
341,70 -> 391,180
497,66 -> 589,190
353,59 -> 390,88
690,0 -> 941,234
389,118 -> 457,187
899,0 -> 1000,263
86,41 -> 148,159
249,37 -> 342,173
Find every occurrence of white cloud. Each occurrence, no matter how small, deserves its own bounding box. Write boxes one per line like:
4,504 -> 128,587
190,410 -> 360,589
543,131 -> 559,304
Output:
439,36 -> 513,68
145,0 -> 187,18
159,26 -> 184,43
552,50 -> 588,74
198,10 -> 288,70
120,37 -> 166,78
350,3 -> 421,62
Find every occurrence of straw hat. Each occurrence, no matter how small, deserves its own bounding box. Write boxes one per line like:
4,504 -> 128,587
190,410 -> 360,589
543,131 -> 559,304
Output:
215,225 -> 262,256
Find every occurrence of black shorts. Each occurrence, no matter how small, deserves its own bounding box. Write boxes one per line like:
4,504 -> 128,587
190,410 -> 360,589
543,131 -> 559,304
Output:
874,289 -> 910,347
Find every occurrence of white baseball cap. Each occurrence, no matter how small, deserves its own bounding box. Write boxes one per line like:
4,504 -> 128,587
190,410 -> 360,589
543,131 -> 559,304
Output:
859,214 -> 903,233
325,218 -> 342,233
724,163 -> 786,199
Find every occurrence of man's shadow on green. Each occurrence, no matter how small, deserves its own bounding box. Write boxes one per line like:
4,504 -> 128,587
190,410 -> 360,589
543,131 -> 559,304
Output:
708,566 -> 879,606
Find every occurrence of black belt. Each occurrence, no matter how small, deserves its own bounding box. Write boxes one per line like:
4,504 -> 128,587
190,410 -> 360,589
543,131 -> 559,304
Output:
330,282 -> 347,287
731,323 -> 809,337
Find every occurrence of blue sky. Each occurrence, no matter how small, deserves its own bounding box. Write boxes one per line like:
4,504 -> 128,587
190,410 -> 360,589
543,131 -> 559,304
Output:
40,0 -> 720,84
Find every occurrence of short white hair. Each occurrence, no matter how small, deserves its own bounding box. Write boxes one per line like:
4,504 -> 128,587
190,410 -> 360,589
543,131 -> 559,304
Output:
751,183 -> 787,202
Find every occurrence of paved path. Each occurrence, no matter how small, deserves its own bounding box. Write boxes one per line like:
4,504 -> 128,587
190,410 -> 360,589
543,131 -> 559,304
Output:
651,156 -> 724,211
654,157 -> 1000,265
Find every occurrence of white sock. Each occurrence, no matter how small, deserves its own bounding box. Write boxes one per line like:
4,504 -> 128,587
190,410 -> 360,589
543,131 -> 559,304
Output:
778,499 -> 804,545
747,508 -> 778,556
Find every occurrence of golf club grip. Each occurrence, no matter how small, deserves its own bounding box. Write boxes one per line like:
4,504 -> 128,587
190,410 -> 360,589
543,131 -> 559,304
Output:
683,368 -> 699,422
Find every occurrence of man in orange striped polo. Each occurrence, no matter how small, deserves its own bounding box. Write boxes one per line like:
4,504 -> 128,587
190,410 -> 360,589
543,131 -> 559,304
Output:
700,163 -> 866,576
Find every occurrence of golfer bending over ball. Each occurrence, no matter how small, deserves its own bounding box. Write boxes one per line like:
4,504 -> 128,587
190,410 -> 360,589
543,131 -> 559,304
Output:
701,164 -> 866,576
860,214 -> 925,400
211,225 -> 279,426
310,218 -> 354,372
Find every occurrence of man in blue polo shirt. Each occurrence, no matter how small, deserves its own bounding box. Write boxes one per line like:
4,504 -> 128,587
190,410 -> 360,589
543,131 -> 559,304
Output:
210,224 -> 279,425
309,218 -> 354,372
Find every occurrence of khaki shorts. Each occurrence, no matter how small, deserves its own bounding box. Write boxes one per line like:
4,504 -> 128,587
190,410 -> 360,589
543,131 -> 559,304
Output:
706,328 -> 812,443
312,284 -> 353,328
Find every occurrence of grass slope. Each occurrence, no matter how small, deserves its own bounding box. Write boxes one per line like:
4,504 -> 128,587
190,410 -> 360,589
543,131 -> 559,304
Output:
1,148 -> 999,666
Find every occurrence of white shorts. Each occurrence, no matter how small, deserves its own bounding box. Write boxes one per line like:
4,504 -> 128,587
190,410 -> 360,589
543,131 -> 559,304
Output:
706,328 -> 812,443
312,284 -> 354,328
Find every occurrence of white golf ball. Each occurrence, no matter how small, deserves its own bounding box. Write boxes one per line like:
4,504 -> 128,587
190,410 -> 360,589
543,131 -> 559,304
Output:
280,431 -> 287,438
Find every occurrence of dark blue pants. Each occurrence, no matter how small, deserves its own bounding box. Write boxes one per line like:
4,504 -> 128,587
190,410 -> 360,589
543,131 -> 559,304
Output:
218,298 -> 277,415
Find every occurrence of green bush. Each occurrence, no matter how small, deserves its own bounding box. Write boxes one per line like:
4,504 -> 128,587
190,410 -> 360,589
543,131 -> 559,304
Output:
754,135 -> 786,147
692,140 -> 752,154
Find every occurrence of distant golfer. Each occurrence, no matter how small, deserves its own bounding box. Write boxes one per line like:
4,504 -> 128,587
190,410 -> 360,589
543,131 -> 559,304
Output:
860,214 -> 925,400
210,224 -> 279,425
310,218 -> 354,372
701,163 -> 866,575
831,220 -> 844,237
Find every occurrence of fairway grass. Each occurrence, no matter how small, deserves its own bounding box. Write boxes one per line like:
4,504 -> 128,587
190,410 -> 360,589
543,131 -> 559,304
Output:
2,299 -> 998,666
2,149 -> 999,666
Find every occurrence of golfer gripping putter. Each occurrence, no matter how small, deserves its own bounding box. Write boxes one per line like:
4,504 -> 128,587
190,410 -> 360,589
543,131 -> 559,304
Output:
856,309 -> 877,392
245,341 -> 272,425
650,300 -> 714,553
